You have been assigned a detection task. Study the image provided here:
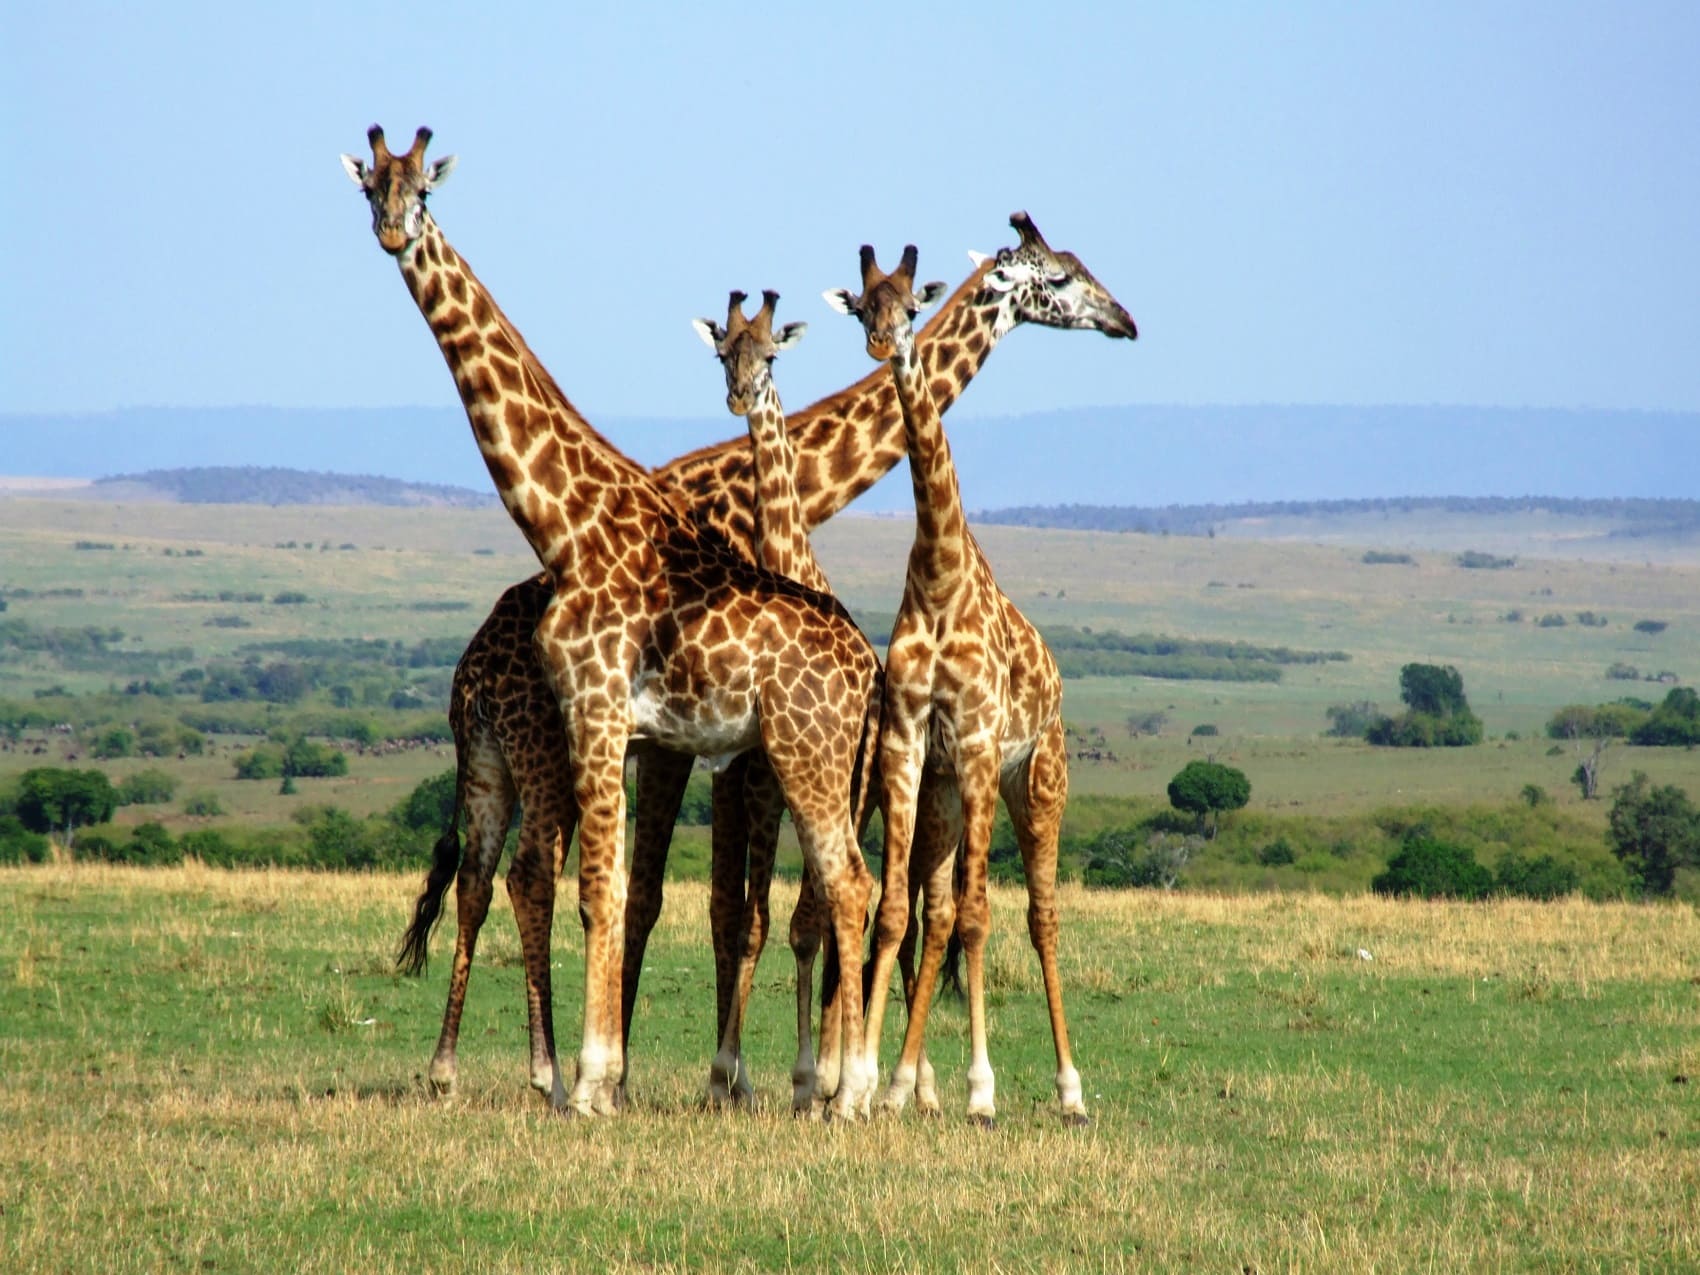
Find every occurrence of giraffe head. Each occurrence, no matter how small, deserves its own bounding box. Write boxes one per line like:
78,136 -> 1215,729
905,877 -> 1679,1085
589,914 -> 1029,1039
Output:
823,245 -> 948,362
967,212 -> 1138,340
692,290 -> 807,416
340,125 -> 458,255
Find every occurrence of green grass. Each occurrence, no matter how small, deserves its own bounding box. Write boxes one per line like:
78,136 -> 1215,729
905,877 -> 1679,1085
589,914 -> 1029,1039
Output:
3,865 -> 1697,1271
3,496 -> 1698,852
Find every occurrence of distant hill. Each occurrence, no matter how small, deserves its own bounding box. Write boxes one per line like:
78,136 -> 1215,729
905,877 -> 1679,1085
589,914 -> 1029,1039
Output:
975,496 -> 1700,537
88,465 -> 494,508
3,403 -> 1698,512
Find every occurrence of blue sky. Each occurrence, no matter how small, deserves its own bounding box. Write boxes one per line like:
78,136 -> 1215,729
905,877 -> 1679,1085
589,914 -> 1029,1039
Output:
4,2 -> 1698,433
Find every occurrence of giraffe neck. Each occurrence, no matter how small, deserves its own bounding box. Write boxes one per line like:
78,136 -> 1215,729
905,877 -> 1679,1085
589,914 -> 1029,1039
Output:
742,381 -> 827,592
655,265 -> 1006,547
397,219 -> 663,576
890,339 -> 969,585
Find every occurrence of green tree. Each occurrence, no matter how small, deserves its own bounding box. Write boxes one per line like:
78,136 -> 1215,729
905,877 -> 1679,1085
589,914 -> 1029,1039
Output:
395,769 -> 458,833
1166,760 -> 1251,838
1371,836 -> 1494,900
14,767 -> 118,848
1629,687 -> 1700,746
1607,771 -> 1700,896
1368,663 -> 1483,747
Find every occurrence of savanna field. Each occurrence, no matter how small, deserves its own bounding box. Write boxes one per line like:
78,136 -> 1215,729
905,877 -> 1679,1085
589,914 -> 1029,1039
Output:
3,496 -> 1699,1271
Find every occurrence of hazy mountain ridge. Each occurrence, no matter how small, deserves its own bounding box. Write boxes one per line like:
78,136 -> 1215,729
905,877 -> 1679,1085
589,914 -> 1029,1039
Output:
4,404 -> 1697,512
88,465 -> 495,508
975,495 -> 1700,537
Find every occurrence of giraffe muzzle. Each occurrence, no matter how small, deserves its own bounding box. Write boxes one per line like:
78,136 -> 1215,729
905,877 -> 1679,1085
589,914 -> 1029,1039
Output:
378,225 -> 410,254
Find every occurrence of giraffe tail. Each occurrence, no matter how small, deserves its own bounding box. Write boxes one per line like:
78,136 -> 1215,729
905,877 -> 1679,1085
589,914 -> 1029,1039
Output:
396,759 -> 466,976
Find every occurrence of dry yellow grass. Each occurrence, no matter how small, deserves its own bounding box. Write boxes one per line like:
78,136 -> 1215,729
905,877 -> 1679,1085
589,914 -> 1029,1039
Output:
3,865 -> 1698,1271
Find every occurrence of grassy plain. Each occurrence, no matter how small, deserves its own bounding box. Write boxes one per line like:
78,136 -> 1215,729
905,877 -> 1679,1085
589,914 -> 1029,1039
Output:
3,864 -> 1696,1272
3,496 -> 1695,847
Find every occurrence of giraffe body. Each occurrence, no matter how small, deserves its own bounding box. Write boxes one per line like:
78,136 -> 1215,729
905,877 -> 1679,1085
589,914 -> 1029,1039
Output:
619,215 -> 1138,1087
347,126 -> 881,1118
827,236 -> 1123,1124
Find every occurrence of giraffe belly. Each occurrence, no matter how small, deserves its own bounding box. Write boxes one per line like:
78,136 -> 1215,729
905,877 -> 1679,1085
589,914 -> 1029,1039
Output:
628,674 -> 761,759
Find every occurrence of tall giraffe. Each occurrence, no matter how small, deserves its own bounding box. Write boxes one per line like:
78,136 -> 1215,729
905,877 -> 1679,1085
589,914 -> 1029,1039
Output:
826,244 -> 1104,1126
343,125 -> 882,1118
393,214 -> 1135,1106
620,212 -> 1138,1063
690,289 -> 837,1110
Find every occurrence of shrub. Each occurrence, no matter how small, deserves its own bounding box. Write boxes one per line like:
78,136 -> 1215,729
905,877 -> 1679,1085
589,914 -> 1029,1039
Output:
1537,613 -> 1568,628
1190,723 -> 1219,738
1361,551 -> 1414,565
1324,701 -> 1381,739
1633,619 -> 1668,635
0,814 -> 51,865
1457,550 -> 1515,569
1371,836 -> 1494,900
282,736 -> 349,779
1606,662 -> 1641,681
91,727 -> 136,759
123,822 -> 182,866
116,769 -> 178,806
1519,784 -> 1548,808
1256,838 -> 1297,867
182,793 -> 224,817
394,769 -> 457,833
234,746 -> 285,780
1083,828 -> 1201,889
1495,851 -> 1579,901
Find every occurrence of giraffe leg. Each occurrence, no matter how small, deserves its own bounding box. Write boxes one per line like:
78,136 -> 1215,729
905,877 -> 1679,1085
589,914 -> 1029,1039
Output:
507,757 -> 575,1109
889,824 -> 958,1118
703,757 -> 754,1105
428,731 -> 512,1098
710,754 -> 784,1108
619,746 -> 692,1102
860,727 -> 927,1102
787,867 -> 825,1114
886,775 -> 960,1116
955,746 -> 1003,1127
812,897 -> 843,1113
565,714 -> 632,1118
1005,717 -> 1087,1124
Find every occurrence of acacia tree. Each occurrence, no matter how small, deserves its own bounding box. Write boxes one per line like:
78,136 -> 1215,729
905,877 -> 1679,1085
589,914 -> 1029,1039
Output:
1608,771 -> 1700,895
14,767 -> 117,849
1167,760 -> 1251,839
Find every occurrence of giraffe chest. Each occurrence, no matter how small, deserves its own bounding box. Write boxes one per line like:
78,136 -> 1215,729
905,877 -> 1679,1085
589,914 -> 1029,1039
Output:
627,658 -> 761,759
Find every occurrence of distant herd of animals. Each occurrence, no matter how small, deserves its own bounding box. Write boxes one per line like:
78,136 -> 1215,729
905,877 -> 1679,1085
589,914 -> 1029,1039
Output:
342,124 -> 1138,1126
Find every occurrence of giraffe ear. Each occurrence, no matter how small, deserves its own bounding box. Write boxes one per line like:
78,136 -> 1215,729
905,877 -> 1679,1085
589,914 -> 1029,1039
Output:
424,154 -> 458,189
967,250 -> 992,269
915,281 -> 948,309
691,318 -> 724,349
822,289 -> 857,316
339,154 -> 367,186
773,321 -> 807,351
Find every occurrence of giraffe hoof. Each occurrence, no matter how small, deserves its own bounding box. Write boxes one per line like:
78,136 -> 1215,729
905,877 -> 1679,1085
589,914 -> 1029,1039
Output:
1061,1111 -> 1092,1129
967,1113 -> 997,1131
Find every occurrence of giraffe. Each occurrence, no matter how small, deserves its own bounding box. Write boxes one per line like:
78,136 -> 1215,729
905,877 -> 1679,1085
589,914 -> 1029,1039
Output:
826,243 -> 1106,1126
689,288 -> 839,1110
619,212 -> 1138,1075
343,125 -> 882,1118
394,571 -> 576,1106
